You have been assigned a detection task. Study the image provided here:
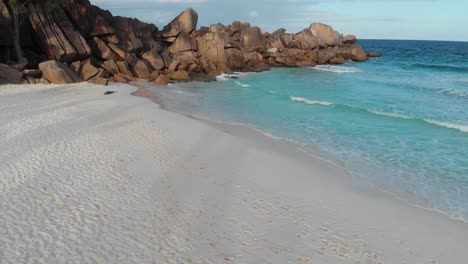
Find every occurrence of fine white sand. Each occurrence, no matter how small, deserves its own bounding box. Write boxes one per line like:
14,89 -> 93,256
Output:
0,82 -> 467,264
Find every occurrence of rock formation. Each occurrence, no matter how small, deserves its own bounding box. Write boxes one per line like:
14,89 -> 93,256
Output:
0,0 -> 375,85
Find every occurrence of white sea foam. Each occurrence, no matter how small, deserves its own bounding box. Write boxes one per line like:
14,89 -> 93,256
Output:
216,73 -> 231,81
290,96 -> 334,106
368,111 -> 413,119
439,88 -> 468,98
368,111 -> 468,133
235,81 -> 251,87
424,120 -> 468,133
456,78 -> 468,83
268,90 -> 279,94
312,65 -> 362,73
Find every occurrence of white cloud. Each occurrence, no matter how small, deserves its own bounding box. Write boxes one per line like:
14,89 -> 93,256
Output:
249,10 -> 258,17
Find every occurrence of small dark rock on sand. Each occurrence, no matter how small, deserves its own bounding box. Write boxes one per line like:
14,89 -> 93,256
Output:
104,91 -> 116,95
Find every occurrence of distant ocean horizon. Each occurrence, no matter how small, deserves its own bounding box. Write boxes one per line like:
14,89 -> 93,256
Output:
147,39 -> 468,221
362,39 -> 468,43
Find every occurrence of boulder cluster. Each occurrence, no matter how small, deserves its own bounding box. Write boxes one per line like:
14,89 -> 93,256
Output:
0,0 -> 372,85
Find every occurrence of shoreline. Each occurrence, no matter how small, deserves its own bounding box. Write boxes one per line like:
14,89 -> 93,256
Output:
1,82 -> 468,263
134,78 -> 468,224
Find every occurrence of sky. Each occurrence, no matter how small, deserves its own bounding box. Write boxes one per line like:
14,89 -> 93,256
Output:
92,0 -> 468,41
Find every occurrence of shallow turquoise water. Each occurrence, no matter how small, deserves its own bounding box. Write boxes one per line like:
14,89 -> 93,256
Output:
150,40 -> 468,220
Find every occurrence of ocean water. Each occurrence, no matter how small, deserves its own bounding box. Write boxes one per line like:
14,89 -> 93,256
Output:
148,40 -> 468,220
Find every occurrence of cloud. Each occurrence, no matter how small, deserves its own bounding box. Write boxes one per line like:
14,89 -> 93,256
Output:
249,10 -> 258,17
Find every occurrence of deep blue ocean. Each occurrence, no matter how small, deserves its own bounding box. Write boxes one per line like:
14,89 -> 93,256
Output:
149,40 -> 468,220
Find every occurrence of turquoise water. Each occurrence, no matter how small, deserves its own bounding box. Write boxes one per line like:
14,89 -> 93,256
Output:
149,40 -> 468,220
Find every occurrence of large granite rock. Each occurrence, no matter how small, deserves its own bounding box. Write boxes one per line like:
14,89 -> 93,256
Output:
343,34 -> 357,44
310,23 -> 342,47
107,43 -> 136,64
317,47 -> 337,64
112,16 -> 144,52
168,52 -> 198,72
101,60 -> 120,74
166,70 -> 191,81
338,45 -> 368,62
160,8 -> 198,40
241,26 -> 266,53
39,60 -> 82,84
197,31 -> 227,72
70,59 -> 101,81
0,64 -> 22,84
91,15 -> 115,36
154,74 -> 169,85
89,37 -> 120,61
8,59 -> 29,71
63,0 -> 93,37
28,5 -> 78,62
225,48 -> 245,69
168,31 -> 197,53
116,61 -> 133,76
51,8 -> 92,60
368,51 -> 382,58
294,28 -> 319,50
142,48 -> 165,71
130,59 -> 153,79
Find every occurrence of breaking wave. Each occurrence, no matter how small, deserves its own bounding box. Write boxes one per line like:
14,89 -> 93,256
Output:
234,81 -> 251,87
290,96 -> 334,106
290,96 -> 468,133
311,65 -> 362,73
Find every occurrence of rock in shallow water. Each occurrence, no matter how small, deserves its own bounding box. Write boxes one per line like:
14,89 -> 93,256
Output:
368,51 -> 383,57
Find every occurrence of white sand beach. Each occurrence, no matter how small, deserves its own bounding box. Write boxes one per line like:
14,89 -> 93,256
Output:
1,82 -> 467,264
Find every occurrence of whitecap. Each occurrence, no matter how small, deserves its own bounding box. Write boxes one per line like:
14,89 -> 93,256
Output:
311,65 -> 362,73
368,111 -> 413,119
234,81 -> 251,87
438,88 -> 468,98
456,78 -> 468,83
424,120 -> 468,133
268,90 -> 279,94
290,96 -> 334,106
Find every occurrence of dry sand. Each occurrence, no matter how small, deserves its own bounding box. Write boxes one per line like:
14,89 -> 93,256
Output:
0,82 -> 467,264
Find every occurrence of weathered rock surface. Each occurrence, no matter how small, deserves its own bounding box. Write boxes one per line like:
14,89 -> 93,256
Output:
131,59 -> 153,79
294,29 -> 319,50
71,59 -> 101,81
197,31 -> 228,73
242,26 -> 266,53
166,70 -> 191,81
0,64 -> 22,84
339,45 -> 368,62
101,60 -> 119,74
168,31 -> 198,53
52,8 -> 92,60
116,61 -> 133,77
39,60 -> 82,84
2,0 -> 372,85
89,37 -> 120,61
88,76 -> 109,85
154,74 -> 170,85
343,35 -> 357,44
160,8 -> 198,39
368,51 -> 382,57
142,49 -> 165,71
8,59 -> 29,71
28,5 -> 78,62
310,23 -> 342,47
